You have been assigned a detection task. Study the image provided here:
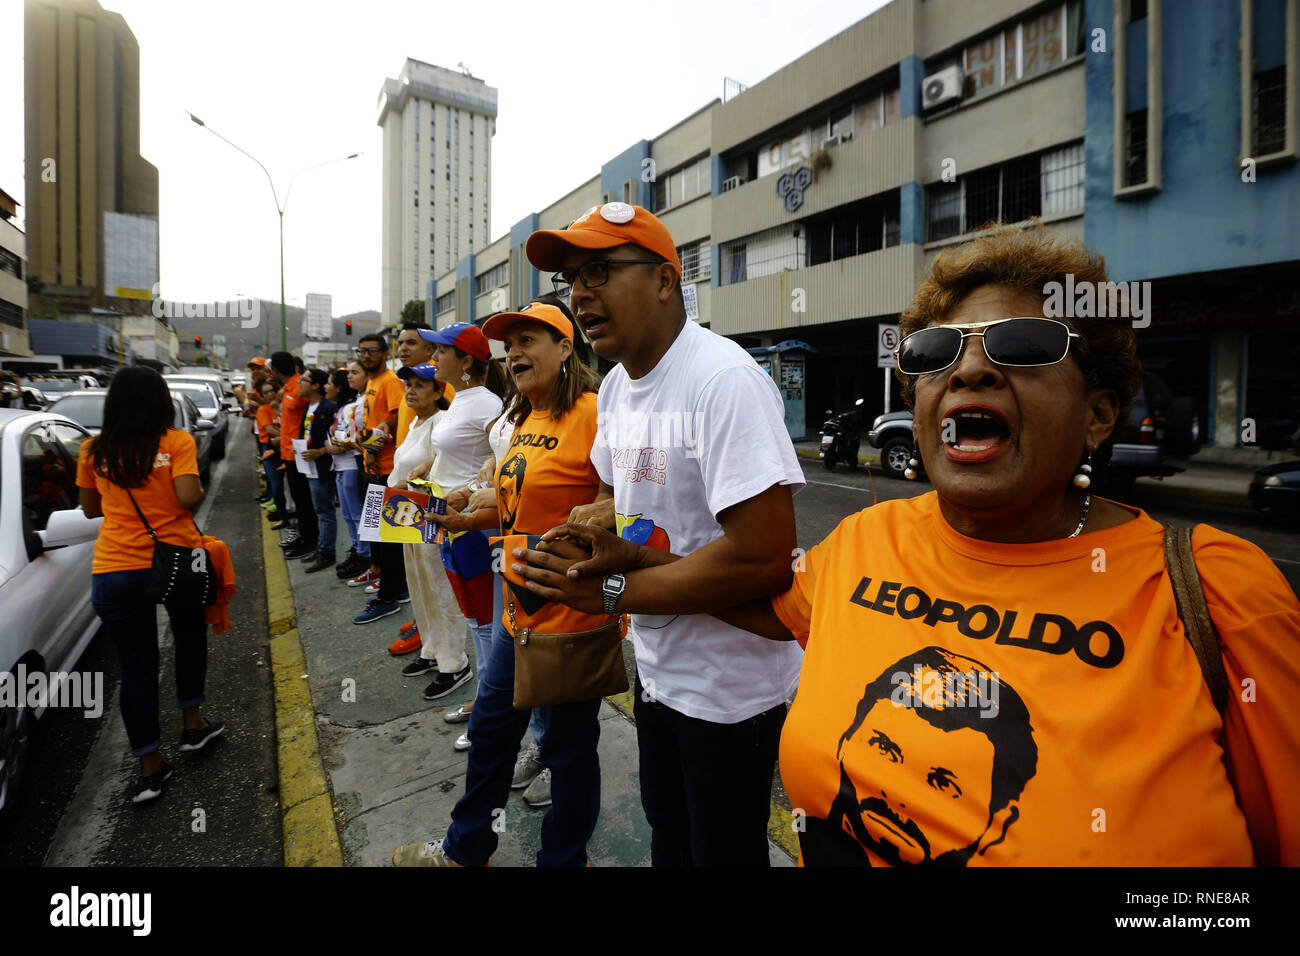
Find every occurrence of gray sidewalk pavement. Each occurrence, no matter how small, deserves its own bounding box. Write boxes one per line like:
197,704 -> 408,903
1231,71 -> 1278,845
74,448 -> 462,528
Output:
277,519 -> 794,867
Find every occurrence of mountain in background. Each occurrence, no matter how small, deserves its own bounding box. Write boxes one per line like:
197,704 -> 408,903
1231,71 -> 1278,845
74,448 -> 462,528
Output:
165,299 -> 384,367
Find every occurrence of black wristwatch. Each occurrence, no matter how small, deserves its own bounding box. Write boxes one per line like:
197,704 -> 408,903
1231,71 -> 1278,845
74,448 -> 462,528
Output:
601,573 -> 627,615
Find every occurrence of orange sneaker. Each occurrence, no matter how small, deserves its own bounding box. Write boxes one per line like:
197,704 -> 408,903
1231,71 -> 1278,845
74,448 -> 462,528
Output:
388,631 -> 422,655
400,620 -> 417,636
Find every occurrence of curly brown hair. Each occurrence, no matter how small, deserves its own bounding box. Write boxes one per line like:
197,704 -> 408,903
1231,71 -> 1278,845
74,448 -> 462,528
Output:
895,224 -> 1142,467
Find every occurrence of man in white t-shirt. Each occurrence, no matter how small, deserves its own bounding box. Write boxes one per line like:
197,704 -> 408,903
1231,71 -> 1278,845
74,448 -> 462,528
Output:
521,203 -> 805,866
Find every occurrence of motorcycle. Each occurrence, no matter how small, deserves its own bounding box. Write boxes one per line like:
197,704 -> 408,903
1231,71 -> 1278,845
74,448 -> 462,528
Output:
819,398 -> 865,471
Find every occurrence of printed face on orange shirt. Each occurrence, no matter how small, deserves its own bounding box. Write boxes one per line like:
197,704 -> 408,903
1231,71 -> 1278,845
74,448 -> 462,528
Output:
497,452 -> 527,533
826,647 -> 1037,867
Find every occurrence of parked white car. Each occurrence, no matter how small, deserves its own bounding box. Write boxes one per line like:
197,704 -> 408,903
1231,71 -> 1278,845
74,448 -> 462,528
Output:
0,409 -> 103,825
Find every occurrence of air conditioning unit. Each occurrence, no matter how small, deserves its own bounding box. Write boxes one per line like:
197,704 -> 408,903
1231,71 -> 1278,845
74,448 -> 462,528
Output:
821,134 -> 844,149
922,65 -> 963,111
722,175 -> 744,191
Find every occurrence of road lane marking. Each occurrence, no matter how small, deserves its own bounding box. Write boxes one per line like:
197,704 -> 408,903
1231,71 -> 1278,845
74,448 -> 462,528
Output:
802,477 -> 876,493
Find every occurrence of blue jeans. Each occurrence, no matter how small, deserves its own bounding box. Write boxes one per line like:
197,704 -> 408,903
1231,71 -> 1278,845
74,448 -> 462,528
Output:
442,619 -> 601,867
308,473 -> 336,558
334,468 -> 367,558
91,569 -> 208,757
260,444 -> 285,514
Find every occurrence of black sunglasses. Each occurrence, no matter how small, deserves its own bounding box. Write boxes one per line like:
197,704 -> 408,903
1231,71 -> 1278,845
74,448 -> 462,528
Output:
550,258 -> 663,296
895,317 -> 1081,375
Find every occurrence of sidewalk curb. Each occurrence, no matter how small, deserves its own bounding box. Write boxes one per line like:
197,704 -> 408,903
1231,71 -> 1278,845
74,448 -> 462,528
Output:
794,446 -> 879,468
261,517 -> 344,867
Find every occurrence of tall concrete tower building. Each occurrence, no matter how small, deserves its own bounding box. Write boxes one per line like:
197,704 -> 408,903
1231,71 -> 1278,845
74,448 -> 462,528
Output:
24,0 -> 159,312
377,59 -> 497,325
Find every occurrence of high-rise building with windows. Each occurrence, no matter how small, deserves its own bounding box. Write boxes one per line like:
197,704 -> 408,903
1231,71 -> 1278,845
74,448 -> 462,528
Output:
23,0 -> 160,313
377,58 -> 496,324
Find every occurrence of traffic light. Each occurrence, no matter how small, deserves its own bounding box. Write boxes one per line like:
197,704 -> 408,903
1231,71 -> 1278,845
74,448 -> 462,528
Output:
194,335 -> 202,348
346,320 -> 352,336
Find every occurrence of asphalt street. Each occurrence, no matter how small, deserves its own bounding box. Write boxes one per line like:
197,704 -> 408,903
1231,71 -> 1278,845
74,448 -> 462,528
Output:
0,420 -> 280,866
3,430 -> 1294,867
794,458 -> 1300,597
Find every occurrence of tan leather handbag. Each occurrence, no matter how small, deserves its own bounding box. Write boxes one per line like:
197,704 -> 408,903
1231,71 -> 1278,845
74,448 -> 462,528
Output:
507,592 -> 628,709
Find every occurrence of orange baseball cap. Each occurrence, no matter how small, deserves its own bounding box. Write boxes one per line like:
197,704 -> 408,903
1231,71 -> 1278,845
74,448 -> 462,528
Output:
247,356 -> 267,367
481,302 -> 574,343
525,203 -> 681,276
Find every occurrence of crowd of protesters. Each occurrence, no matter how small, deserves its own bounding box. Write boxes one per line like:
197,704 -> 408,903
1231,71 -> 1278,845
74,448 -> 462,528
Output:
208,203 -> 1299,867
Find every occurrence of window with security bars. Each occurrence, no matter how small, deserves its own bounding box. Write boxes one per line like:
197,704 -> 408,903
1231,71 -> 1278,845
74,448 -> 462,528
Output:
0,247 -> 20,278
677,239 -> 711,283
925,142 -> 1084,241
0,297 -> 22,328
806,193 -> 901,266
1253,66 -> 1288,156
1122,110 -> 1149,187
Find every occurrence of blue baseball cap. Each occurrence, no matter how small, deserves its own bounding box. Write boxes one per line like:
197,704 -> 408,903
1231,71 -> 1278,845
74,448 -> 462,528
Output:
396,363 -> 441,383
417,322 -> 490,361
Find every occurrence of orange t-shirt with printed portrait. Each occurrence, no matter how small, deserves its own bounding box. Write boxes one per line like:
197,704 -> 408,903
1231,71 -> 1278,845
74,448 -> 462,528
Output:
770,492 -> 1300,866
364,368 -> 405,474
76,428 -> 203,574
494,392 -> 612,635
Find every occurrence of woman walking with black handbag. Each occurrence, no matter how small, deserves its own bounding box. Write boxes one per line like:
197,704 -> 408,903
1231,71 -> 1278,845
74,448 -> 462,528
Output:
76,366 -> 225,804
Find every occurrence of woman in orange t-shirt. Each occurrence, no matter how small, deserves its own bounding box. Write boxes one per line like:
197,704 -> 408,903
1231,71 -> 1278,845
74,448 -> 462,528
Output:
255,379 -> 287,520
391,302 -> 610,868
520,227 -> 1300,867
77,366 -> 225,805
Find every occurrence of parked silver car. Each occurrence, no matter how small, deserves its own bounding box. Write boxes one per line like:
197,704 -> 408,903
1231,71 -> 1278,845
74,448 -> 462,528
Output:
0,409 -> 104,825
165,382 -> 229,461
46,389 -> 215,484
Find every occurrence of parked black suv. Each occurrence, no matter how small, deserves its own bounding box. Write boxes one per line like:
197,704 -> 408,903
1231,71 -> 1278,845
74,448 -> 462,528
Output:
865,371 -> 1201,484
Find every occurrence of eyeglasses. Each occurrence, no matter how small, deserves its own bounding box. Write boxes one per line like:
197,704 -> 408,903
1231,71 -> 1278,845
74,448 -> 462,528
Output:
354,346 -> 385,356
895,318 -> 1081,375
550,258 -> 663,297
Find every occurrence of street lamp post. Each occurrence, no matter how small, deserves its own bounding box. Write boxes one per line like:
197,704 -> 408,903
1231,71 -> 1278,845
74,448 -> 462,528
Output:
185,111 -> 360,353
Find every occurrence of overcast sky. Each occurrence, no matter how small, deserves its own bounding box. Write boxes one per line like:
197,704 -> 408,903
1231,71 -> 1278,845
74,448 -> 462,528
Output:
1,0 -> 887,316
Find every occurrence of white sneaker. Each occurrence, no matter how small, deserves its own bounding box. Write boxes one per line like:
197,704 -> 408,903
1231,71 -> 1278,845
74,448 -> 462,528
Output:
511,742 -> 544,789
453,732 -> 471,752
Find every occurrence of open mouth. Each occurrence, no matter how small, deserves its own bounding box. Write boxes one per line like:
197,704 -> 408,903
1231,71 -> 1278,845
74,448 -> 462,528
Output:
944,405 -> 1011,459
579,313 -> 609,336
511,362 -> 533,377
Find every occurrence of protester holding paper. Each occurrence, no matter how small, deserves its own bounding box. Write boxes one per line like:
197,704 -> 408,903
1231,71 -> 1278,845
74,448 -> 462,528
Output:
296,368 -> 339,574
325,367 -> 367,580
411,323 -> 506,709
384,364 -> 467,696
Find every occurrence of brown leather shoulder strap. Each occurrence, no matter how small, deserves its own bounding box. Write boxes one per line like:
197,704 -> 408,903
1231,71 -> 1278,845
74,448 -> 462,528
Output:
1163,525 -> 1230,716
